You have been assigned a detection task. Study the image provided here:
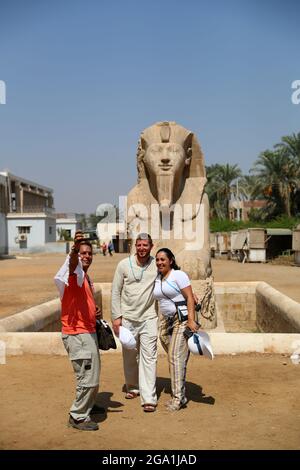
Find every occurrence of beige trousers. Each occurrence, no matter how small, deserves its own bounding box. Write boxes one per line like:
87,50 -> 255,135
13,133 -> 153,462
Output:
159,315 -> 190,405
122,317 -> 158,406
62,332 -> 100,421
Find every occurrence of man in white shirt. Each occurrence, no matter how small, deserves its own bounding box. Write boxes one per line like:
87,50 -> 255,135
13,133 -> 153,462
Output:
111,233 -> 158,412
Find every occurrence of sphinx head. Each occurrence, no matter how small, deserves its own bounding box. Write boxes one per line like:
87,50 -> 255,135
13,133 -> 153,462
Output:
137,122 -> 193,208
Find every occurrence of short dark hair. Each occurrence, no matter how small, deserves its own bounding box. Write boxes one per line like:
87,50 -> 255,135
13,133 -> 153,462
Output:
79,240 -> 93,250
135,233 -> 153,244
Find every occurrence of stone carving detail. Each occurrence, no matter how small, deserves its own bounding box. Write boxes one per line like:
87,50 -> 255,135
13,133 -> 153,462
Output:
127,121 -> 216,325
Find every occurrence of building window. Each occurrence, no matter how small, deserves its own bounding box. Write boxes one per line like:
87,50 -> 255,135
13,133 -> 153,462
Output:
18,226 -> 31,234
49,226 -> 52,235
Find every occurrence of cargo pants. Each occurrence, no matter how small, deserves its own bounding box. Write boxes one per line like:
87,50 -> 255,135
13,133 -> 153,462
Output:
62,332 -> 100,421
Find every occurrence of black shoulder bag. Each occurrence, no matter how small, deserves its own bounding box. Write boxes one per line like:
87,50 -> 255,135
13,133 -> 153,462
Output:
85,274 -> 117,351
96,319 -> 117,351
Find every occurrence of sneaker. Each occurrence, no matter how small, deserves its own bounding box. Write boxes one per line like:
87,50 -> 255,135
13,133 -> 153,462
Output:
166,397 -> 187,406
91,404 -> 106,415
68,415 -> 99,431
165,397 -> 188,412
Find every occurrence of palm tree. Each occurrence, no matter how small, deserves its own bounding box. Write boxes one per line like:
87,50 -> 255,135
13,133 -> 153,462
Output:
275,132 -> 300,162
206,163 -> 242,218
231,174 -> 263,202
275,132 -> 300,215
251,149 -> 298,217
206,164 -> 221,218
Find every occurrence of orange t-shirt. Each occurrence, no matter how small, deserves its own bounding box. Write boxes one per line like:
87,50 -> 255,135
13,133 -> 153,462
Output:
61,274 -> 96,334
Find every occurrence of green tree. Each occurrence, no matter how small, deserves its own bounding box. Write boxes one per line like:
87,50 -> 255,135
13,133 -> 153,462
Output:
232,174 -> 263,201
275,132 -> 300,215
206,163 -> 242,219
251,149 -> 297,218
275,132 -> 300,162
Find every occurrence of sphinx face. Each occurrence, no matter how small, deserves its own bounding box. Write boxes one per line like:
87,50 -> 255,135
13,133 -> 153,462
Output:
143,143 -> 189,207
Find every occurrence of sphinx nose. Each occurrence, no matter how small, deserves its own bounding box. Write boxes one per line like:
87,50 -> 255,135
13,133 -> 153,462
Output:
161,158 -> 170,164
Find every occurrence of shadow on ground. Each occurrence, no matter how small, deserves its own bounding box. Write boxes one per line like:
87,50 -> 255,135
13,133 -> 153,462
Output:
93,391 -> 124,423
156,376 -> 215,405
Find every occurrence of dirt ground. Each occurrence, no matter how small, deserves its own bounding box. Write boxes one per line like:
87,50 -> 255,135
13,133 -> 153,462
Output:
1,253 -> 300,319
1,254 -> 300,450
0,353 -> 300,450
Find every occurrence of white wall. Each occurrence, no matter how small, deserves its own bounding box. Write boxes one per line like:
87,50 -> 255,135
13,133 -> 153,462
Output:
7,215 -> 55,253
0,213 -> 8,254
45,217 -> 56,243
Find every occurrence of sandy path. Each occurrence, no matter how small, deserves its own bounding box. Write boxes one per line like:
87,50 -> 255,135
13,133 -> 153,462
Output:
0,353 -> 299,450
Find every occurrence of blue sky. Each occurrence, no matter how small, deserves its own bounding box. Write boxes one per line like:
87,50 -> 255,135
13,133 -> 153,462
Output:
0,0 -> 299,213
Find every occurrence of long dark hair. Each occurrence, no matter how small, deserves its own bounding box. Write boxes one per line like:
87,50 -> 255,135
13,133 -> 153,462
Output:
156,248 -> 180,270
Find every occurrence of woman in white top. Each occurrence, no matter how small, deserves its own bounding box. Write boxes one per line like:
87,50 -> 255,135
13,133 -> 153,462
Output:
153,248 -> 199,411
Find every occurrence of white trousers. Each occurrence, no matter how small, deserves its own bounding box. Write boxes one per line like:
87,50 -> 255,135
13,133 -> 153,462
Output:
122,317 -> 158,406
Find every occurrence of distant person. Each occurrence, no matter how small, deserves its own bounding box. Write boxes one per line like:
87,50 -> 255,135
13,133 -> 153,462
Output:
153,248 -> 199,412
54,230 -> 103,431
108,241 -> 114,256
111,233 -> 158,412
102,242 -> 107,256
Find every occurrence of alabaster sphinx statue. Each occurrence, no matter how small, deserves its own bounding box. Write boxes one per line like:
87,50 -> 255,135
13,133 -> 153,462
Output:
127,121 -> 215,326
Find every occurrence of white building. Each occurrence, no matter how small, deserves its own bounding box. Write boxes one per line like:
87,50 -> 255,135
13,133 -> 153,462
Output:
0,171 -> 56,253
56,213 -> 82,240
